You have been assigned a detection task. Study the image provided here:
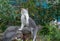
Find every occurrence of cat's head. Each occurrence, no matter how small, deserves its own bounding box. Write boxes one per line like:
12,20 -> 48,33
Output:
21,8 -> 28,14
11,30 -> 23,41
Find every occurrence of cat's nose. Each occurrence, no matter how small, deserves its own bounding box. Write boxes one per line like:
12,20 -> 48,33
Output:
17,36 -> 21,39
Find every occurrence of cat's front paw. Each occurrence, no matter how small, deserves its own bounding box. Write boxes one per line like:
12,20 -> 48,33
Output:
18,28 -> 23,31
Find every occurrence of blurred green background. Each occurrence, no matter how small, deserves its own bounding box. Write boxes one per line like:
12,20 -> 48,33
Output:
0,0 -> 60,41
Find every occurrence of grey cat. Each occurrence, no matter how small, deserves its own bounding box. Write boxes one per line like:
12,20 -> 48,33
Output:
2,18 -> 42,41
2,26 -> 19,41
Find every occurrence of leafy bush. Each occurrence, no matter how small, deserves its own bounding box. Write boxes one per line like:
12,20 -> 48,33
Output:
0,0 -> 21,32
38,24 -> 60,41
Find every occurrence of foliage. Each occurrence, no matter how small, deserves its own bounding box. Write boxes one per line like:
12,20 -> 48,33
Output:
38,24 -> 60,41
0,0 -> 21,32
